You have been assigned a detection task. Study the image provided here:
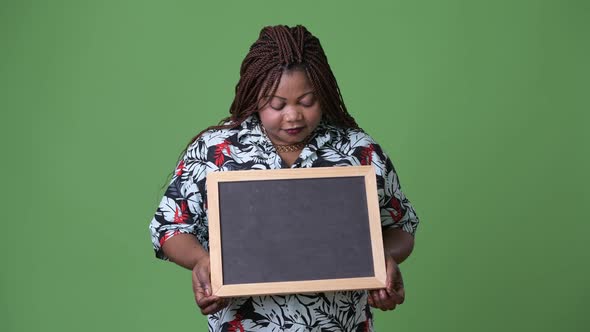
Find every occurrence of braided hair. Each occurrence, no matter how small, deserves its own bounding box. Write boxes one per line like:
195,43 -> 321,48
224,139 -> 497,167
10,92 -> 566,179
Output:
187,24 -> 359,148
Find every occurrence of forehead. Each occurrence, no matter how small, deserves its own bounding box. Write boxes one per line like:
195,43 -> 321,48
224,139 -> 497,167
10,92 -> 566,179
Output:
272,69 -> 313,96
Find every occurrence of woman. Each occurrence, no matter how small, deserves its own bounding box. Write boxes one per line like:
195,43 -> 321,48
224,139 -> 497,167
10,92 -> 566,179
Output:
149,25 -> 419,332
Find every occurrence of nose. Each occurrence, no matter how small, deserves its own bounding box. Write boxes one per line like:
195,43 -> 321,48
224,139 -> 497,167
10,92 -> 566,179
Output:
284,105 -> 303,122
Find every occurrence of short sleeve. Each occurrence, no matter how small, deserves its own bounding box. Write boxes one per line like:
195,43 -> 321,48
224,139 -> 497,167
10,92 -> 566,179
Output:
148,142 -> 216,259
358,140 -> 420,236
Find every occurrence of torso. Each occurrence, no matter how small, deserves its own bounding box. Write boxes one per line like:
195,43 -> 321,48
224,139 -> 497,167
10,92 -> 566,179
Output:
278,150 -> 302,168
151,116 -> 420,331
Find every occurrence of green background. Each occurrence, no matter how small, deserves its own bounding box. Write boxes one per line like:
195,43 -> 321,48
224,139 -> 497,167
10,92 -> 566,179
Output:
1,0 -> 588,331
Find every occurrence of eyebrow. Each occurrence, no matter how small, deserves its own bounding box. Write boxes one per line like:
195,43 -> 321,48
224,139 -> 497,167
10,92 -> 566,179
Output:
264,91 -> 315,101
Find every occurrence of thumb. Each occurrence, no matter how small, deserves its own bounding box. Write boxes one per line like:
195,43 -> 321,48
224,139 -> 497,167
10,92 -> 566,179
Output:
193,264 -> 212,297
385,255 -> 396,293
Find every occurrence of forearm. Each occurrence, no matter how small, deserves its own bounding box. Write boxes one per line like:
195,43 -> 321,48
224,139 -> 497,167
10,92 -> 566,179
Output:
382,227 -> 415,264
161,233 -> 209,270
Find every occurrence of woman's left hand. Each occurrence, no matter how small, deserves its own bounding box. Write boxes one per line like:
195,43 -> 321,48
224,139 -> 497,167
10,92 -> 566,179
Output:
368,253 -> 405,311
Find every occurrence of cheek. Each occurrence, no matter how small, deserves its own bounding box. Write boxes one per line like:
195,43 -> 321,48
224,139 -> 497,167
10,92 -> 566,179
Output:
258,110 -> 281,129
307,107 -> 323,125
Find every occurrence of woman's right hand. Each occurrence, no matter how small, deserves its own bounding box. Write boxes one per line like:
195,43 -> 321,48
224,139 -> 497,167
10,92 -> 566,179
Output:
192,254 -> 229,315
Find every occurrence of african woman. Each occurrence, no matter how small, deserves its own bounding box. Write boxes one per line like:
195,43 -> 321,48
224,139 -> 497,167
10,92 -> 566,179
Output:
149,25 -> 419,332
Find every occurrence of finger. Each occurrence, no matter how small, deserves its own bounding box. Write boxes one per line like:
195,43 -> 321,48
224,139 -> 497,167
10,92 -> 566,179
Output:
368,290 -> 379,308
395,286 -> 405,304
201,298 -> 229,315
393,267 -> 404,290
389,269 -> 405,304
200,303 -> 220,315
377,289 -> 389,310
383,303 -> 396,311
368,290 -> 380,308
195,268 -> 212,297
195,294 -> 219,308
385,288 -> 404,305
370,290 -> 381,308
367,294 -> 374,307
193,282 -> 213,304
192,269 -> 213,301
385,257 -> 397,293
201,301 -> 223,315
372,289 -> 388,310
386,287 -> 405,304
379,289 -> 398,310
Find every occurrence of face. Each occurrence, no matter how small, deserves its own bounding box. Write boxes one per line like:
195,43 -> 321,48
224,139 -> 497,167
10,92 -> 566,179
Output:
257,69 -> 322,146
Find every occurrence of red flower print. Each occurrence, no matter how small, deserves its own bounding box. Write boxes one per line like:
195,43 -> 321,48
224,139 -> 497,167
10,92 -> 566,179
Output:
175,160 -> 185,176
227,313 -> 244,332
173,201 -> 189,223
159,230 -> 179,247
214,140 -> 232,167
359,144 -> 375,165
389,197 -> 404,222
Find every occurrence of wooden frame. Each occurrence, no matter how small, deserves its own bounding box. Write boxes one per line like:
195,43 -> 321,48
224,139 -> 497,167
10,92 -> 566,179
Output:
206,165 -> 386,297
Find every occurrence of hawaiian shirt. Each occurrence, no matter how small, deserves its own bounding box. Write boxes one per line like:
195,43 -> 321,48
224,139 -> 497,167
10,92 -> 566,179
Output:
149,115 -> 419,332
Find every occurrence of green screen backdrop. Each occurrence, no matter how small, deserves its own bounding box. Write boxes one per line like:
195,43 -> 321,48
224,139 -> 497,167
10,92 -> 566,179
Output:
1,0 -> 588,331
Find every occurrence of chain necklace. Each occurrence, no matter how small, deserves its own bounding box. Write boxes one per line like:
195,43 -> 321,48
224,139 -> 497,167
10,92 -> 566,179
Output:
273,141 -> 307,153
261,126 -> 312,153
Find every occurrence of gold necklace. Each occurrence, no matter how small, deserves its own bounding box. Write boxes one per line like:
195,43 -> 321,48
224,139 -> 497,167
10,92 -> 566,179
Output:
261,125 -> 312,153
273,141 -> 307,153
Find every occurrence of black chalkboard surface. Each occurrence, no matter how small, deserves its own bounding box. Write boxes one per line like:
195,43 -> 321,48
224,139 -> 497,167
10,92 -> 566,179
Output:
206,166 -> 385,297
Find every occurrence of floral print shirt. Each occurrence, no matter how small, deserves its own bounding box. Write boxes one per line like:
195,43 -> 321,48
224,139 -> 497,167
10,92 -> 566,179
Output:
149,115 -> 419,331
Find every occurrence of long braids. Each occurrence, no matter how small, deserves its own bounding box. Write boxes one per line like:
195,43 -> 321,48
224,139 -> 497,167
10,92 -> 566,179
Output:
185,25 -> 359,150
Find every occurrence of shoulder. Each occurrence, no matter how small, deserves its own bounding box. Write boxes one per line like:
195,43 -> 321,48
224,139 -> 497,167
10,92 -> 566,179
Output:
327,125 -> 394,164
183,116 -> 262,163
324,124 -> 380,148
182,126 -> 239,163
187,123 -> 244,151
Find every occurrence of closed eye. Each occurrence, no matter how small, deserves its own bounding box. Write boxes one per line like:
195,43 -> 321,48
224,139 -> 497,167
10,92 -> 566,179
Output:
299,95 -> 316,107
270,99 -> 286,110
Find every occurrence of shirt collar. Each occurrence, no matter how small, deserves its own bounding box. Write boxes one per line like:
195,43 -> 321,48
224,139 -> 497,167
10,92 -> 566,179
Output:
237,115 -> 334,158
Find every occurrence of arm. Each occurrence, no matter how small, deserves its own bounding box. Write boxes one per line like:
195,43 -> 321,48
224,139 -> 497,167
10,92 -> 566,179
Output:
368,228 -> 414,311
161,233 -> 208,270
149,143 -> 227,315
361,140 -> 419,310
162,233 -> 229,315
382,227 -> 415,264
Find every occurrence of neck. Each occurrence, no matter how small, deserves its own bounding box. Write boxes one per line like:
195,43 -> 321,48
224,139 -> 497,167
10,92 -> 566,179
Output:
271,134 -> 312,153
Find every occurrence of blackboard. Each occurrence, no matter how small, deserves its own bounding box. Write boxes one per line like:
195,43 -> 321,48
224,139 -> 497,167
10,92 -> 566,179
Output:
206,166 -> 386,297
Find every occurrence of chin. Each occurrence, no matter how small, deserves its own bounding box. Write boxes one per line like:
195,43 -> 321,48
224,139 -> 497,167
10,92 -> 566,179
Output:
286,134 -> 308,143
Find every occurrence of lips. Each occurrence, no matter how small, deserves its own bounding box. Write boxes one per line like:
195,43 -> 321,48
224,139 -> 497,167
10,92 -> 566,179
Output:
284,127 -> 303,135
